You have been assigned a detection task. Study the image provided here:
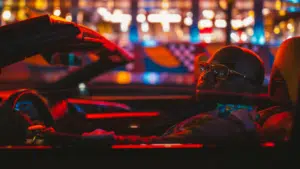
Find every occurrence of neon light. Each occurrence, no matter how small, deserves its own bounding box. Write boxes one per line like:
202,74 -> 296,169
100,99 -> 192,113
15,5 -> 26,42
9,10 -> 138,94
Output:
142,40 -> 157,47
67,98 -> 131,110
261,142 -> 275,147
86,112 -> 159,119
112,144 -> 203,149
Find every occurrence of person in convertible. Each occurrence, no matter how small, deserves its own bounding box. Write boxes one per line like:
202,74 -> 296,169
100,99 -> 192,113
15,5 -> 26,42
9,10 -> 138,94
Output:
83,45 -> 266,144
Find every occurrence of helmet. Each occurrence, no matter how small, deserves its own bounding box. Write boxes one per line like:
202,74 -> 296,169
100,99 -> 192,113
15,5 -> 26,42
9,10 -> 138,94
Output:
196,45 -> 265,105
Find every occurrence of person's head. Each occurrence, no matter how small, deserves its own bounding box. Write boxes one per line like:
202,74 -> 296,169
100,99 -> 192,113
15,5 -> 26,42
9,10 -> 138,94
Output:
196,45 -> 265,94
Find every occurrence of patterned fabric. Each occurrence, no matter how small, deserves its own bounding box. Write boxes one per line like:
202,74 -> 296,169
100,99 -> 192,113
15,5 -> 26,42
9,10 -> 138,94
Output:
216,104 -> 254,118
162,106 -> 257,140
167,43 -> 197,72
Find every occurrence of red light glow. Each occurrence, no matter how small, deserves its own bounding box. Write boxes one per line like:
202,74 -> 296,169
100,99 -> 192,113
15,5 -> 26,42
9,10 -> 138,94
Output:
86,112 -> 159,119
261,142 -> 275,147
112,144 -> 203,149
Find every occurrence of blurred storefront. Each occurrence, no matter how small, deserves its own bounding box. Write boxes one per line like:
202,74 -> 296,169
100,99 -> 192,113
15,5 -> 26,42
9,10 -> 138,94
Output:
0,0 -> 298,46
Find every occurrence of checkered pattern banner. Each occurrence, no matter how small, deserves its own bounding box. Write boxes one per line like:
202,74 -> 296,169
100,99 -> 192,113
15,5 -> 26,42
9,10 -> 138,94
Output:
166,43 -> 197,72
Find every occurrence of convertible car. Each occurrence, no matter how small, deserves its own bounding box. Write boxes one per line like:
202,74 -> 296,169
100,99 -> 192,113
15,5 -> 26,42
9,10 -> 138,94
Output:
0,15 -> 298,165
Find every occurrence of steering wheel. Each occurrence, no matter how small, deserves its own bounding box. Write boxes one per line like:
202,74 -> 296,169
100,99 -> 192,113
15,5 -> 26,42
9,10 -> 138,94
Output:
0,89 -> 54,145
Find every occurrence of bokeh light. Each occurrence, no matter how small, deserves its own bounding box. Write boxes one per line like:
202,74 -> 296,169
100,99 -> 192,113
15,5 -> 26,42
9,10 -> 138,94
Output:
143,72 -> 160,85
116,71 -> 132,84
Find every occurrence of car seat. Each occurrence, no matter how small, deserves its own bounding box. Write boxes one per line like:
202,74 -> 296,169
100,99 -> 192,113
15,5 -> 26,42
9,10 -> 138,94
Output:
257,36 -> 300,141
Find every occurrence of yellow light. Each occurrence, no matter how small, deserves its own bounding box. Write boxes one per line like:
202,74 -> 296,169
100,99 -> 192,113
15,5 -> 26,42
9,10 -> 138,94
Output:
35,0 -> 48,10
274,26 -> 280,34
246,27 -> 254,36
279,10 -> 286,16
287,23 -> 293,30
65,13 -> 72,21
162,0 -> 169,9
5,0 -> 13,6
275,0 -> 281,10
19,0 -> 26,7
17,9 -> 27,21
248,10 -> 254,17
279,21 -> 285,29
219,0 -> 227,10
116,71 -> 131,84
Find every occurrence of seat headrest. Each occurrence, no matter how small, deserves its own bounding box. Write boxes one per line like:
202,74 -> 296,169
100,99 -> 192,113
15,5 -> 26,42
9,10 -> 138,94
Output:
269,36 -> 300,106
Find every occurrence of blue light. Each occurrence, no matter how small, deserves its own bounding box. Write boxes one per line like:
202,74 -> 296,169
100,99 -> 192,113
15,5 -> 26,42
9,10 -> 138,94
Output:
287,7 -> 299,13
286,0 -> 299,3
190,25 -> 200,43
142,40 -> 157,47
142,72 -> 160,85
129,25 -> 139,43
252,25 -> 265,45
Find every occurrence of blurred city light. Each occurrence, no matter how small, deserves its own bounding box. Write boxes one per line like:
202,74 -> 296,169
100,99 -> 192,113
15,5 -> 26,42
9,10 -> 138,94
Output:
262,8 -> 271,15
0,0 -> 297,49
53,8 -> 61,16
198,19 -> 213,29
184,17 -> 193,26
148,13 -> 181,23
215,19 -> 227,28
143,72 -> 160,85
2,10 -> 11,21
65,13 -> 72,22
137,14 -> 146,23
116,71 -> 131,84
141,22 -> 149,32
78,83 -> 86,91
202,10 -> 215,19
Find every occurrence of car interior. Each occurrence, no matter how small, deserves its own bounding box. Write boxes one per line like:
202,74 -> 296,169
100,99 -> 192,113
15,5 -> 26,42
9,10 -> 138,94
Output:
0,15 -> 298,166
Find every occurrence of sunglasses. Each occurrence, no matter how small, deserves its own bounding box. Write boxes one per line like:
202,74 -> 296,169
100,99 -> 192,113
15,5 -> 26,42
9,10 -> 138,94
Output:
198,62 -> 259,85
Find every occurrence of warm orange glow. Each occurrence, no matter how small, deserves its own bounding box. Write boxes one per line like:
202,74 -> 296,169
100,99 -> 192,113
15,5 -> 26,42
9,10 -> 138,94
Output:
86,112 -> 159,119
112,144 -> 203,149
116,71 -> 131,84
0,146 -> 51,149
